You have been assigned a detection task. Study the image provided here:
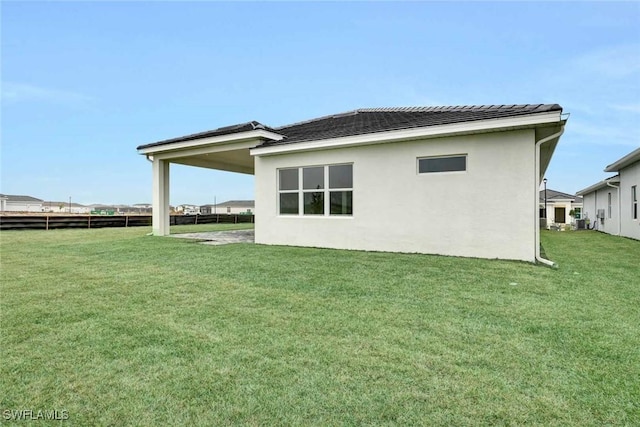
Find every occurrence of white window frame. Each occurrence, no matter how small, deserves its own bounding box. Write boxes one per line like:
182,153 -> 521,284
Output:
608,192 -> 612,219
417,154 -> 467,174
277,163 -> 353,217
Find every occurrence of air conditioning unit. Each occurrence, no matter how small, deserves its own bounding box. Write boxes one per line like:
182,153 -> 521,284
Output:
597,209 -> 605,219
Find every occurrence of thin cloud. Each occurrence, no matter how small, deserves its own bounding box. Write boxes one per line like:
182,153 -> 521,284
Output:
1,82 -> 94,106
571,44 -> 640,79
567,120 -> 640,148
610,103 -> 640,114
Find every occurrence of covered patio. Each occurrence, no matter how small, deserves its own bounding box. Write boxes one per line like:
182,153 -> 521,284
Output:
137,122 -> 283,235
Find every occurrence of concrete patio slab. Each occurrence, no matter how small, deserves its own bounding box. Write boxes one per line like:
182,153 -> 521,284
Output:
170,229 -> 254,245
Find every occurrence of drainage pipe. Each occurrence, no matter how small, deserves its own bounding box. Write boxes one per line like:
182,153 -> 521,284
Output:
535,125 -> 565,267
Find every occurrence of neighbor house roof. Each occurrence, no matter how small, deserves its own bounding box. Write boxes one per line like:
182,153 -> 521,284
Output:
576,175 -> 621,196
201,200 -> 254,208
539,189 -> 583,203
604,147 -> 640,172
43,201 -> 87,207
0,194 -> 43,203
138,104 -> 563,150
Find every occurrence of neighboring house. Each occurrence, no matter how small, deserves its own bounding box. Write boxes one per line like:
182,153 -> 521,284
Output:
42,201 -> 91,214
577,147 -> 640,240
132,203 -> 153,214
539,189 -> 583,226
200,200 -> 254,215
137,104 -> 567,263
0,194 -> 43,212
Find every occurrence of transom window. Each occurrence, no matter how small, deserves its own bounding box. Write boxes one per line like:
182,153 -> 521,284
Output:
418,155 -> 467,174
278,164 -> 353,216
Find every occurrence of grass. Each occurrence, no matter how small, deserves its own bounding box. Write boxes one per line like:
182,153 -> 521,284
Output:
1,226 -> 638,425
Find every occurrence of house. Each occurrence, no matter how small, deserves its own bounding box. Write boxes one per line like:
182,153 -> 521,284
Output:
200,200 -> 254,215
539,189 -> 583,226
132,203 -> 153,214
42,201 -> 91,214
0,194 -> 43,212
137,104 -> 567,263
577,147 -> 639,240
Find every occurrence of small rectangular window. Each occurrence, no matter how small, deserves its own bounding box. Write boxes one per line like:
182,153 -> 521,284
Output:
303,167 -> 324,190
330,191 -> 352,215
279,168 -> 299,191
329,164 -> 353,188
608,192 -> 612,218
303,192 -> 324,215
633,186 -> 638,220
279,193 -> 299,214
418,155 -> 466,173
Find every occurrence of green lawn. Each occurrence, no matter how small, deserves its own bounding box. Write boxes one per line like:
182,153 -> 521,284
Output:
1,226 -> 638,425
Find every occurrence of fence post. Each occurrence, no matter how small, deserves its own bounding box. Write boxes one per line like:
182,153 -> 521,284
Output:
125,216 -> 129,227
88,215 -> 91,229
195,214 -> 198,225
234,215 -> 238,224
46,215 -> 49,230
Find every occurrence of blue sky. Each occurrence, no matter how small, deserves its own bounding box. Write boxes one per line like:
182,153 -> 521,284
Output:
2,1 -> 639,205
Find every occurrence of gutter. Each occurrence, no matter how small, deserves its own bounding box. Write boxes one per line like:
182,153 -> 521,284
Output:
535,125 -> 565,268
606,178 -> 621,235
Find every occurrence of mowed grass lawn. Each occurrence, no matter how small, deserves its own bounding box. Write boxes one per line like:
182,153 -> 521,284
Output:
1,225 -> 638,425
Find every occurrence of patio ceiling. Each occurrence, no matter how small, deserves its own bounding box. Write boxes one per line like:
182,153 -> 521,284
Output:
167,147 -> 255,175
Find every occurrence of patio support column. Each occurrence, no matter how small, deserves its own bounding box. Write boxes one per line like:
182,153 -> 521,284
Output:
152,158 -> 170,236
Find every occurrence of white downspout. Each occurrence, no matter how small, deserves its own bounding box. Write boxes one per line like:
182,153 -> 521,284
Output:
535,125 -> 565,267
606,179 -> 621,235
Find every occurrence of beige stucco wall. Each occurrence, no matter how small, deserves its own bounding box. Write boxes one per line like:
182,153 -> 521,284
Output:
619,161 -> 639,240
254,129 -> 538,261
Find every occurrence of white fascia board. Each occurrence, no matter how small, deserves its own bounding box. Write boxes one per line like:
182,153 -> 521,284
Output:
576,176 -> 621,196
604,146 -> 640,172
250,111 -> 562,157
138,130 -> 284,155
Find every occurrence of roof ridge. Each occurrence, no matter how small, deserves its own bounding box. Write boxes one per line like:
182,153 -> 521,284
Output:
275,104 -> 559,130
357,104 -> 553,113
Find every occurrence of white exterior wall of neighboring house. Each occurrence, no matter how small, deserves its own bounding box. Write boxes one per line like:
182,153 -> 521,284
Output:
42,203 -> 91,214
619,161 -> 640,239
221,206 -> 253,215
1,200 -> 43,212
255,129 -> 537,262
581,186 -> 620,235
578,147 -> 640,240
201,202 -> 254,215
